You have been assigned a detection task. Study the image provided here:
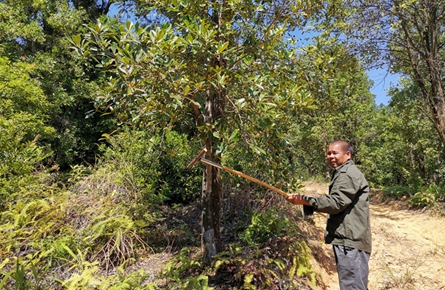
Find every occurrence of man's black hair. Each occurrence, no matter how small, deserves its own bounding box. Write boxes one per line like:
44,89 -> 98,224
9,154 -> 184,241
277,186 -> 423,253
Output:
330,140 -> 353,156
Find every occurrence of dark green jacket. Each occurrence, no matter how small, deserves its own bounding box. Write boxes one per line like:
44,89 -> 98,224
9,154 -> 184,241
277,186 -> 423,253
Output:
309,160 -> 372,253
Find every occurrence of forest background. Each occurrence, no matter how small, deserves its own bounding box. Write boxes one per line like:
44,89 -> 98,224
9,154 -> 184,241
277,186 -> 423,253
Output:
1,0 -> 445,289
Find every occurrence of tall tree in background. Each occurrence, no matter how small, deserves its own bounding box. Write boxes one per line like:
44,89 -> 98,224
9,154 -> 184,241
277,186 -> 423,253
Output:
337,0 -> 445,147
360,79 -> 445,188
71,0 -> 339,262
0,0 -> 116,169
286,39 -> 376,179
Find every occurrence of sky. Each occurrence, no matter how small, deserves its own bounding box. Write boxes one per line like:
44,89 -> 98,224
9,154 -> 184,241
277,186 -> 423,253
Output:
367,69 -> 400,106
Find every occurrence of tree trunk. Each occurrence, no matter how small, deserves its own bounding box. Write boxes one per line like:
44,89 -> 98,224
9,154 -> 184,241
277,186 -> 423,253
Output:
398,2 -> 445,148
201,143 -> 222,264
431,96 -> 445,148
201,2 -> 226,263
201,86 -> 224,264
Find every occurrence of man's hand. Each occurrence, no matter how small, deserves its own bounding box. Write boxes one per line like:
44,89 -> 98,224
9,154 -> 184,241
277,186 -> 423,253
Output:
287,193 -> 313,206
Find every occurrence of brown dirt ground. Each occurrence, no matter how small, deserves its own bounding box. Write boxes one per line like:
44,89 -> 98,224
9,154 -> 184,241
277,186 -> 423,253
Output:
301,181 -> 445,290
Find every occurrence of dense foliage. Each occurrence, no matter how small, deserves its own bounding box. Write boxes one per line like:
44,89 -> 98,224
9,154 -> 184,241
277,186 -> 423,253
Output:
1,0 -> 445,288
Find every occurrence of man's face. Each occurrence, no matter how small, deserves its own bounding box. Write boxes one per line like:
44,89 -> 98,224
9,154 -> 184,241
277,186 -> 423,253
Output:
326,143 -> 351,168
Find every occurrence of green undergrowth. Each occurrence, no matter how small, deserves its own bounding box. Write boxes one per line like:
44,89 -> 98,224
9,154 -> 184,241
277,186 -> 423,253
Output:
0,132 -> 177,290
0,174 -> 155,289
0,127 -> 322,289
159,207 -> 319,289
0,177 -> 320,289
0,129 -> 209,288
378,184 -> 445,215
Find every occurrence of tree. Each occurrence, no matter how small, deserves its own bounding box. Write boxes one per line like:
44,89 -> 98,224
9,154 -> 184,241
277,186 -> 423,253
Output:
337,0 -> 445,148
0,0 -> 116,169
365,79 -> 444,188
392,0 -> 445,148
71,0 -> 334,262
284,38 -> 377,179
0,57 -> 55,205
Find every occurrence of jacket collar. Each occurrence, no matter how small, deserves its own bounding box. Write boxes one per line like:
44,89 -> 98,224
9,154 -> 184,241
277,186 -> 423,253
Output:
334,159 -> 354,172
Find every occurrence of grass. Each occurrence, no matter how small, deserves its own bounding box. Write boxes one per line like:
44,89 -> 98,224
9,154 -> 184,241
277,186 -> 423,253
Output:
380,258 -> 423,290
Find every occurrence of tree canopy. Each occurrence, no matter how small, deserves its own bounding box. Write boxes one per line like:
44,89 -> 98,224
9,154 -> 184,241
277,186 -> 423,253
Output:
334,0 -> 445,148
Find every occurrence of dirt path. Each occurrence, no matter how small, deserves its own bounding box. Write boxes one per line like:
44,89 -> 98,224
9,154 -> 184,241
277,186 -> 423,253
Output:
302,181 -> 445,290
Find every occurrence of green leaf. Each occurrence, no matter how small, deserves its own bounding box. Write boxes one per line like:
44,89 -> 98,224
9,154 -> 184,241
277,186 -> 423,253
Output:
217,41 -> 229,53
71,34 -> 81,46
244,273 -> 254,284
228,129 -> 239,142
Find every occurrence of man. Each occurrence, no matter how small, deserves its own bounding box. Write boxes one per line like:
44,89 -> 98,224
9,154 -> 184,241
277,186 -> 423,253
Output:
287,140 -> 371,290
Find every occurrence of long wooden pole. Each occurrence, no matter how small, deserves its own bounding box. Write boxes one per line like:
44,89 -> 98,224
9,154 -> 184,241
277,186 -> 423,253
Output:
188,148 -> 325,217
197,158 -> 289,198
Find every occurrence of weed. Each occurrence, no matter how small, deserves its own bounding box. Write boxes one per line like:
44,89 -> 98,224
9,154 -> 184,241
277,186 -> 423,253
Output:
239,209 -> 292,245
85,208 -> 145,272
161,247 -> 214,289
409,191 -> 436,207
381,255 -> 425,289
212,237 -> 316,289
382,185 -> 415,200
0,258 -> 42,290
101,260 -> 157,289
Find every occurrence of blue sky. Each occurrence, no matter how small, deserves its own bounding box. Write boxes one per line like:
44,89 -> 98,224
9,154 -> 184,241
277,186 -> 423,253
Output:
367,69 -> 400,106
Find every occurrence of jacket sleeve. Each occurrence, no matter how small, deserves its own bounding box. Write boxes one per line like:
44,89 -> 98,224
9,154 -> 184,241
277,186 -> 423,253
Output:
311,173 -> 359,215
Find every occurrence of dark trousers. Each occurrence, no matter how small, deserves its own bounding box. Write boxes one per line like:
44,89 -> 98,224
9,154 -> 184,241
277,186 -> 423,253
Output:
333,245 -> 370,290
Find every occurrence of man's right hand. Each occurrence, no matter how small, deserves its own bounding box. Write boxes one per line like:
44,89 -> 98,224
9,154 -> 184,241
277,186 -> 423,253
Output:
287,194 -> 313,206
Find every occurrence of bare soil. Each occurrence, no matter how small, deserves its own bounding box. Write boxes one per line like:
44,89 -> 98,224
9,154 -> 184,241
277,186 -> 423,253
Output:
301,181 -> 445,290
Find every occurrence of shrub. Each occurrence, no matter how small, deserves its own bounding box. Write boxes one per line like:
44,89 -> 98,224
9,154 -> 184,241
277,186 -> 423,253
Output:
239,209 -> 292,245
382,185 -> 415,199
408,184 -> 444,208
99,128 -> 202,204
408,192 -> 436,208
